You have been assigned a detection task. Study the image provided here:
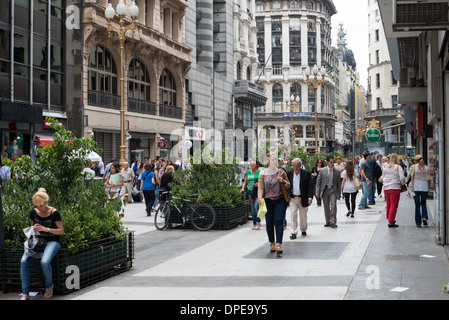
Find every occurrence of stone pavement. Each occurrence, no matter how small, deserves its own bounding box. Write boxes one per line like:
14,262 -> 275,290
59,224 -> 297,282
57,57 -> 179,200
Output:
2,191 -> 449,301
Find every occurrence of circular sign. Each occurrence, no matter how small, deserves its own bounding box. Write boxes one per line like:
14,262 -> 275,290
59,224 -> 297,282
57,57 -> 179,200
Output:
365,128 -> 381,143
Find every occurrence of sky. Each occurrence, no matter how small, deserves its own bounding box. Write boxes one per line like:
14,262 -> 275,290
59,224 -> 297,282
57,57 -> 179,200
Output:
331,0 -> 369,89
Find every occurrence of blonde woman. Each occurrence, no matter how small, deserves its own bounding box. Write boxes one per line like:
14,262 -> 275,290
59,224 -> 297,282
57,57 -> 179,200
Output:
258,153 -> 290,254
381,153 -> 406,228
20,188 -> 64,300
409,155 -> 432,227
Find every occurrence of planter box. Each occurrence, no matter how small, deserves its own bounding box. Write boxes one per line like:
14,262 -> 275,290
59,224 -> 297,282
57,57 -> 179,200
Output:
169,204 -> 249,230
0,232 -> 134,294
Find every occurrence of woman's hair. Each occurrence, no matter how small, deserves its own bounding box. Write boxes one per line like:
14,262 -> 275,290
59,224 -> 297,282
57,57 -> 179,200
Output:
165,165 -> 174,173
345,160 -> 355,181
111,163 -> 120,173
263,152 -> 277,167
32,188 -> 49,207
387,153 -> 399,168
315,159 -> 323,167
144,163 -> 154,171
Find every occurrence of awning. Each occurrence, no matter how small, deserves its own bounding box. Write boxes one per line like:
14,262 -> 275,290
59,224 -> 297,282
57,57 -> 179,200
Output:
35,134 -> 54,147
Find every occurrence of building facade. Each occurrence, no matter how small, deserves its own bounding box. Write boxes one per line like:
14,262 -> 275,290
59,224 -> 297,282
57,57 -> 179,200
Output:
365,0 -> 404,157
254,0 -> 337,154
82,0 -> 191,162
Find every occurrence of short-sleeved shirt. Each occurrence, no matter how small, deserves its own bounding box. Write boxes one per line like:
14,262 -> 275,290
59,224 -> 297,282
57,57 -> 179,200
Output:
29,209 -> 62,243
141,170 -> 155,191
360,161 -> 372,181
341,169 -> 359,193
245,168 -> 261,192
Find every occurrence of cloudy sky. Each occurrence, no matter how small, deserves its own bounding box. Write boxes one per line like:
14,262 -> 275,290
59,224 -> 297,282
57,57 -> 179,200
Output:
331,0 -> 369,89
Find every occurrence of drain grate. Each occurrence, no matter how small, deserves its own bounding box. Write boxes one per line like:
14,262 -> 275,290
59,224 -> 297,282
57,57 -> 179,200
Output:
244,242 -> 349,260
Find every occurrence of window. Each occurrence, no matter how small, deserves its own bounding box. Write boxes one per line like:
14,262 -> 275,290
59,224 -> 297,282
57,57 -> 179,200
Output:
290,83 -> 301,101
306,125 -> 315,138
256,2 -> 263,11
293,125 -> 303,138
272,83 -> 283,113
290,35 -> 300,46
375,29 -> 379,41
392,95 -> 398,108
290,1 -> 299,10
88,45 -> 118,95
392,71 -> 398,85
289,17 -> 300,31
272,18 -> 282,32
272,1 -> 281,11
376,73 -> 380,88
128,58 -> 151,101
307,2 -> 313,10
290,48 -> 301,62
272,34 -> 282,47
376,49 -> 380,64
159,68 -> 177,106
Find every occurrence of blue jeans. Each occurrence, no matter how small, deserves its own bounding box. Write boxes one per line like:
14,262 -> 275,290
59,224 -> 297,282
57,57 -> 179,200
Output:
21,241 -> 61,295
413,191 -> 429,225
247,190 -> 260,225
264,198 -> 288,244
358,180 -> 371,209
153,185 -> 159,208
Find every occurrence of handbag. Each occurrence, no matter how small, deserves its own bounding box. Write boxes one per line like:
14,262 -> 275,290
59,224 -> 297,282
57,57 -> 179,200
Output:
257,199 -> 267,218
278,169 -> 290,202
353,176 -> 363,190
397,165 -> 407,193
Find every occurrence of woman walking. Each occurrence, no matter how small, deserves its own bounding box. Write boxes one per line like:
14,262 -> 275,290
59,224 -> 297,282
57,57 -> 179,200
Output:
311,159 -> 324,206
20,188 -> 64,300
341,159 -> 359,218
240,160 -> 262,230
257,153 -> 290,254
381,153 -> 406,228
409,155 -> 432,227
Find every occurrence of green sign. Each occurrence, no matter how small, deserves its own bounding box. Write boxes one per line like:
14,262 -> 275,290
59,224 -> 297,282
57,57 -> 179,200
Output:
365,128 -> 381,143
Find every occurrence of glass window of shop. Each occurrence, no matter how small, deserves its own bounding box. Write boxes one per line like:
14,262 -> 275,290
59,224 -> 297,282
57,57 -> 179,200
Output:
1,131 -> 24,161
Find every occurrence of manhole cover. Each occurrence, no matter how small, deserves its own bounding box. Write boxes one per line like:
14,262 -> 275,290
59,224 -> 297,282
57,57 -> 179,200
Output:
244,242 -> 349,260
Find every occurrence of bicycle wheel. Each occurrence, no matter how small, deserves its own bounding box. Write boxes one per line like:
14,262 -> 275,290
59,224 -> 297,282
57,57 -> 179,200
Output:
190,203 -> 216,231
154,202 -> 171,230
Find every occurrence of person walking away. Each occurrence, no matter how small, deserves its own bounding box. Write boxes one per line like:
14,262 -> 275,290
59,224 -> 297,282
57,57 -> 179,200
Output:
287,158 -> 313,238
121,161 -> 135,204
141,163 -> 156,216
381,153 -> 405,228
358,151 -> 372,210
368,153 -> 377,205
341,159 -> 358,218
409,155 -> 431,227
20,188 -> 64,300
240,160 -> 262,230
160,165 -> 175,202
315,155 -> 341,228
257,153 -> 290,254
311,159 -> 324,206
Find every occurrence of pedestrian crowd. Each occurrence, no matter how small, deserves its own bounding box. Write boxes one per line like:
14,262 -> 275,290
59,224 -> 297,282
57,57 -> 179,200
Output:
239,150 -> 433,255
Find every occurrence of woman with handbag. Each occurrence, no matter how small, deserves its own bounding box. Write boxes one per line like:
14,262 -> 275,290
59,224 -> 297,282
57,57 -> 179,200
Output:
257,153 -> 290,254
20,188 -> 64,300
341,159 -> 359,218
240,160 -> 262,230
409,155 -> 432,227
381,153 -> 406,228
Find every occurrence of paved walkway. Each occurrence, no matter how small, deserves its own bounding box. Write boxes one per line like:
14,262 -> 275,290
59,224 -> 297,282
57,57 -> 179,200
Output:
2,191 -> 449,300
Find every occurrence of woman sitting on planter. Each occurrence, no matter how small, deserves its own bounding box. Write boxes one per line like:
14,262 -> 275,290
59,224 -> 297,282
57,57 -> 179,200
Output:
257,153 -> 290,255
105,163 -> 125,217
20,188 -> 64,300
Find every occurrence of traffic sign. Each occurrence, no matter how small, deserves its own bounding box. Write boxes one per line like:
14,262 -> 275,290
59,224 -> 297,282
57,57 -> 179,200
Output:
365,128 -> 381,143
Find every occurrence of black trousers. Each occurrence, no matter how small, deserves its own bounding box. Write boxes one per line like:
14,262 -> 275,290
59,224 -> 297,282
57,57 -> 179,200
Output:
143,190 -> 155,210
344,191 -> 358,214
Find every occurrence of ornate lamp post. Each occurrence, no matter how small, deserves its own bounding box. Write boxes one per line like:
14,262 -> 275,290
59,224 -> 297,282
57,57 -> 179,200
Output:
105,0 -> 139,164
285,95 -> 300,149
304,64 -> 326,153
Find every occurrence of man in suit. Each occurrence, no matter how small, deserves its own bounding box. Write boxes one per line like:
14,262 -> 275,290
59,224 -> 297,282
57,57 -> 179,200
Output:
287,158 -> 313,239
315,155 -> 341,228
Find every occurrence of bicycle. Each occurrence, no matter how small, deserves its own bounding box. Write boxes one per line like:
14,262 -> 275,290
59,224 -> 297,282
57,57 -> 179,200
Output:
154,190 -> 216,231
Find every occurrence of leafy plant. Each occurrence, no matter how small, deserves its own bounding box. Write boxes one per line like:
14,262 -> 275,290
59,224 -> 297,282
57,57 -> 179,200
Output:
2,118 -> 126,254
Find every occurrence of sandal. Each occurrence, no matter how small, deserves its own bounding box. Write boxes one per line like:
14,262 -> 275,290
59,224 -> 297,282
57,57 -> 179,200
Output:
270,243 -> 276,253
276,243 -> 283,255
20,294 -> 30,300
43,285 -> 53,299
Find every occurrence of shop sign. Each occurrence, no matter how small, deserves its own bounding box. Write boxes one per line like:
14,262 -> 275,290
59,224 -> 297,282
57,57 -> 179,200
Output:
158,141 -> 166,148
185,126 -> 206,141
365,128 -> 381,143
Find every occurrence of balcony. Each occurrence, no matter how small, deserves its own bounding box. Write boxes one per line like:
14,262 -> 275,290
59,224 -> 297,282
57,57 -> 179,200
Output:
159,104 -> 182,119
88,91 -> 120,110
365,107 -> 403,120
234,80 -> 267,107
127,98 -> 156,115
255,111 -> 337,122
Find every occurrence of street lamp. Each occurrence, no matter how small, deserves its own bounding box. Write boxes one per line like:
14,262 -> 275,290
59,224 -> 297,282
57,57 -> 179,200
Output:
304,64 -> 326,153
285,94 -> 300,149
105,0 -> 139,164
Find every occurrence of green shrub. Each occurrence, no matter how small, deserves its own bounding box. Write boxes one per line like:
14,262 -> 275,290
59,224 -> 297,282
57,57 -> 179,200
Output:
2,118 -> 126,254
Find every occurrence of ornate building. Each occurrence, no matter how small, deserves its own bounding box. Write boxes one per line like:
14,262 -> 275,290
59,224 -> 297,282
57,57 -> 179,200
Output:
82,0 -> 191,162
254,0 -> 337,153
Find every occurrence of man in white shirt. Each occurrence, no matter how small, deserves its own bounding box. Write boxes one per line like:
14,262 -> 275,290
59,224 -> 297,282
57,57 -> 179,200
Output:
121,161 -> 135,203
287,158 -> 313,238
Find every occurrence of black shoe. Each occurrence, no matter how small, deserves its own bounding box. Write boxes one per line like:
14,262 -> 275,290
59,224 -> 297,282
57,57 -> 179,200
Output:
388,222 -> 398,228
302,231 -> 307,236
423,219 -> 428,226
290,233 -> 297,240
346,211 -> 351,217
324,223 -> 331,227
350,214 -> 354,218
330,224 -> 338,229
